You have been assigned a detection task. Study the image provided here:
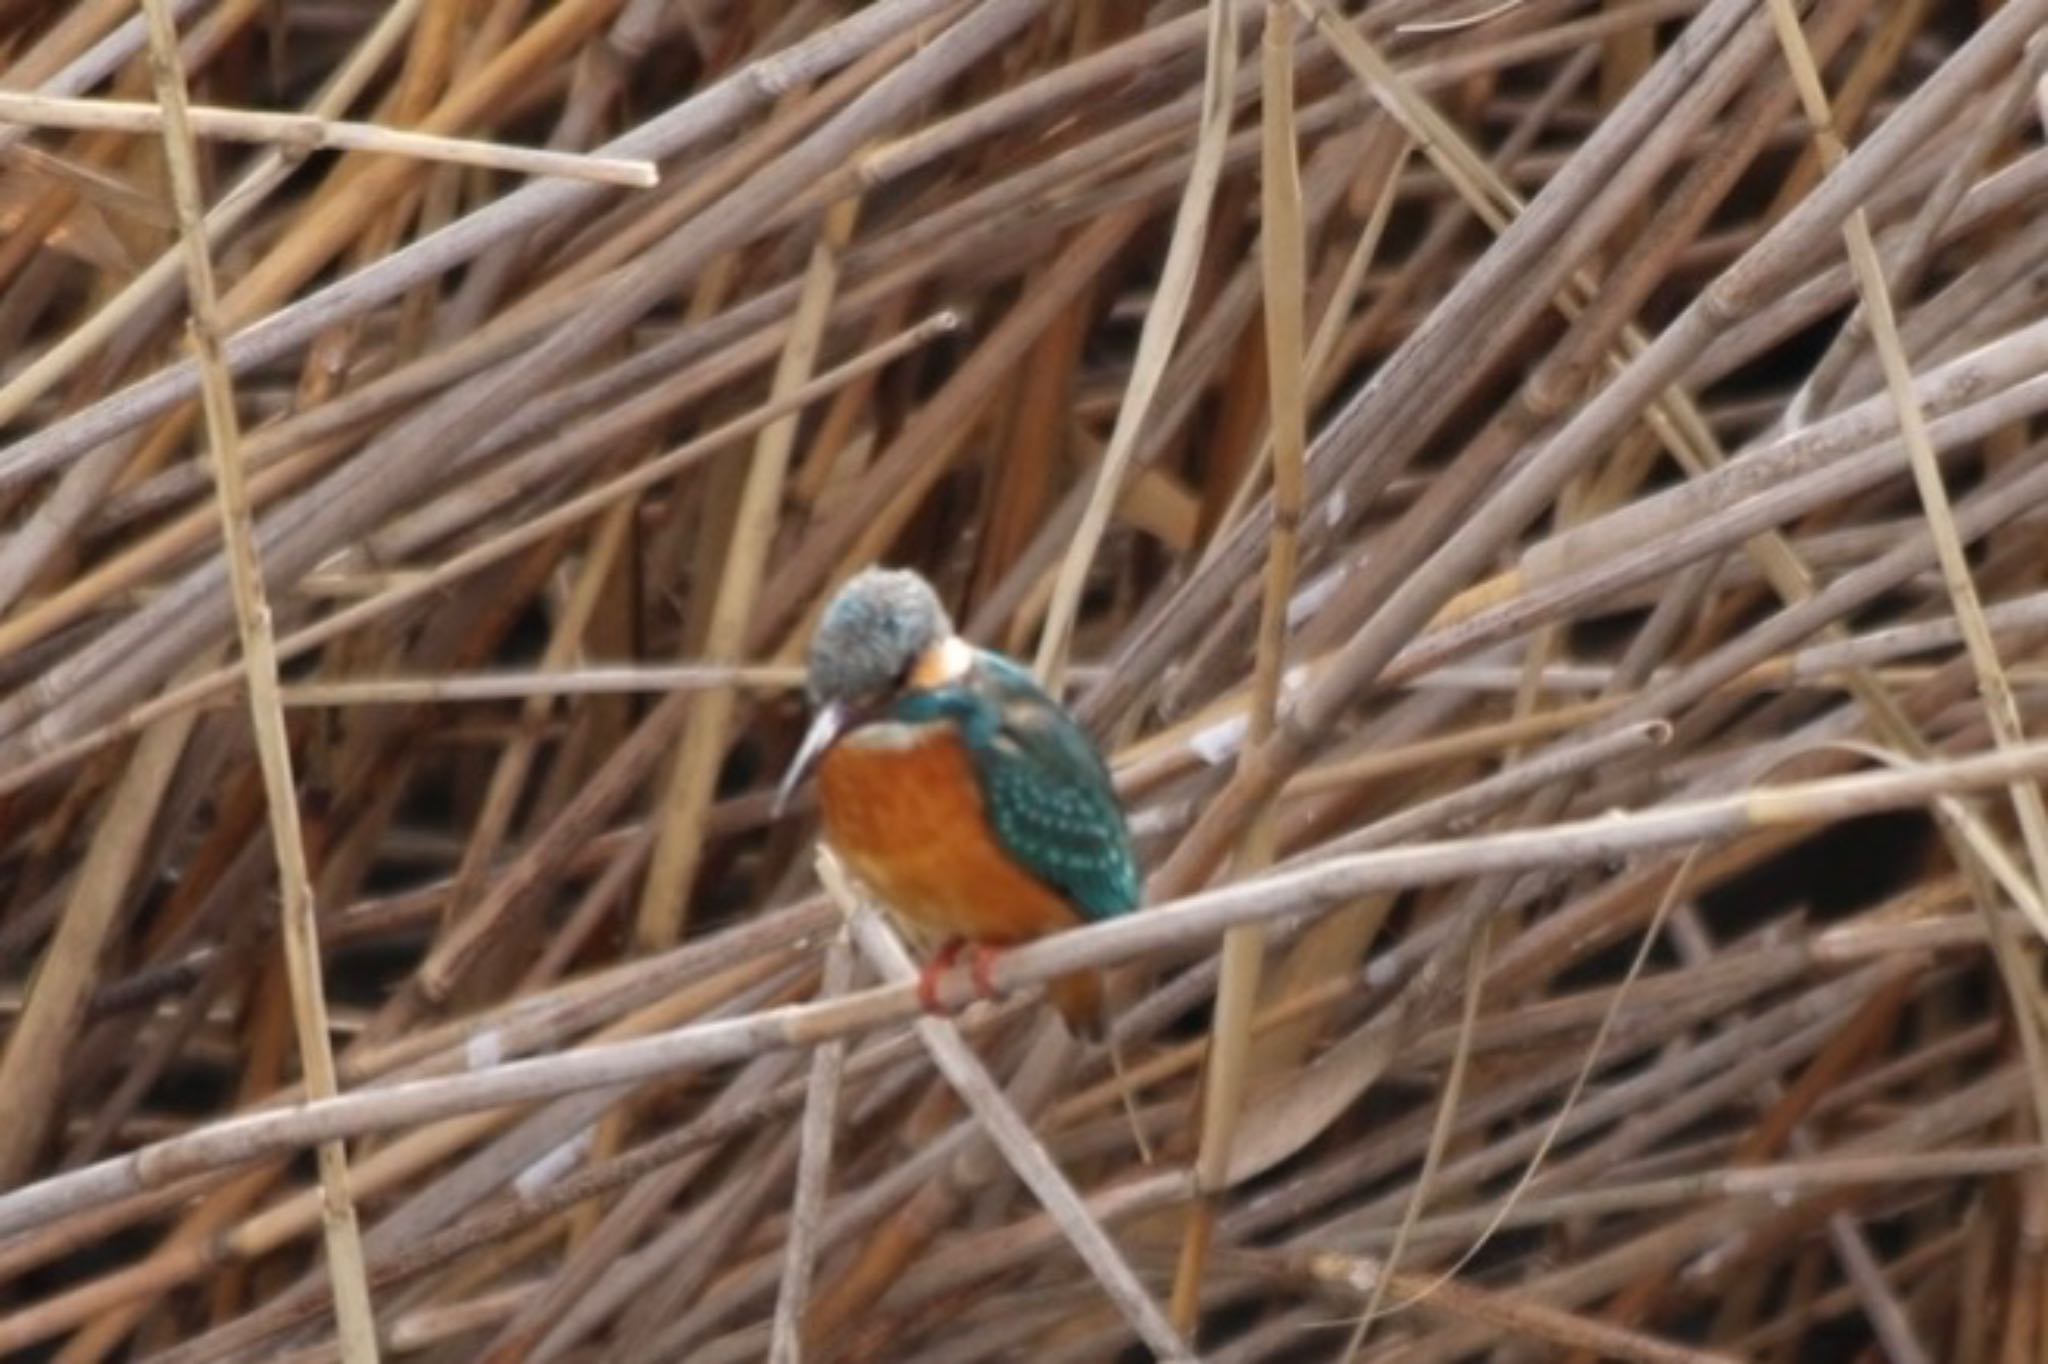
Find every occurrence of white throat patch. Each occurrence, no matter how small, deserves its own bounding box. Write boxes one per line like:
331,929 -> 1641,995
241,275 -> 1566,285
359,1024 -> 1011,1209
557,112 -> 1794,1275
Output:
911,634 -> 975,689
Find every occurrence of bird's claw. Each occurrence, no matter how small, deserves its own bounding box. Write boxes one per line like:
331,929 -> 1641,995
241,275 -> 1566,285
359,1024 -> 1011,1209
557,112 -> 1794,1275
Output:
915,941 -> 1002,1015
965,944 -> 1000,1001
917,941 -> 964,1015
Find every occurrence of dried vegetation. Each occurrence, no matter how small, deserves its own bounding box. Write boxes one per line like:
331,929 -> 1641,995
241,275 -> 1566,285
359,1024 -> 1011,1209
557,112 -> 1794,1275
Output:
2,0 -> 2047,1360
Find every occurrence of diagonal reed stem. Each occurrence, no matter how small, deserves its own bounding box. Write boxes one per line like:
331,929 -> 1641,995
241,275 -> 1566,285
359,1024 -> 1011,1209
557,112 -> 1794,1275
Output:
135,0 -> 380,1356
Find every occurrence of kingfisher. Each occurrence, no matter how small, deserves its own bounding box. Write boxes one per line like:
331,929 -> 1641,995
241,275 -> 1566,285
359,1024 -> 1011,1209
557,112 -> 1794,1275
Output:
775,567 -> 1138,1038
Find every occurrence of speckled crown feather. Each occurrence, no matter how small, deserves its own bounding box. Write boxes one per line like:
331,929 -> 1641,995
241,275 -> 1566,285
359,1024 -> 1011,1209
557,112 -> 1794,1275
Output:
805,567 -> 955,706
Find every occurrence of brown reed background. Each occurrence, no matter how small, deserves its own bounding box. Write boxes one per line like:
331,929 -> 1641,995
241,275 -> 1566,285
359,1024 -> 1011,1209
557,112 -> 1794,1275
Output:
1,0 -> 2046,1359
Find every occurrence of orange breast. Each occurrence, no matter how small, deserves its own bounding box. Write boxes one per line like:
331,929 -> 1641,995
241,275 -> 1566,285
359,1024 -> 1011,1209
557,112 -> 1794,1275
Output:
817,727 -> 1080,949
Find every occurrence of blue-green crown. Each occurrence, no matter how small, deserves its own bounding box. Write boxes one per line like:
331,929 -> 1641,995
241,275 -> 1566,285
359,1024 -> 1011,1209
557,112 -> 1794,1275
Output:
806,567 -> 954,707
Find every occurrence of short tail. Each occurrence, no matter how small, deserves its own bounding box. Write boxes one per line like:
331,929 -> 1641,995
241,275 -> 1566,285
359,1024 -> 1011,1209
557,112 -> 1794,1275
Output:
1047,969 -> 1106,1041
1050,969 -> 1154,1162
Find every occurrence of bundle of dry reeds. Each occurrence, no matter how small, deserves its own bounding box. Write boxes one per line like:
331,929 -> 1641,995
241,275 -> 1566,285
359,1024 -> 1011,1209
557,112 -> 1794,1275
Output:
2,0 -> 2047,1359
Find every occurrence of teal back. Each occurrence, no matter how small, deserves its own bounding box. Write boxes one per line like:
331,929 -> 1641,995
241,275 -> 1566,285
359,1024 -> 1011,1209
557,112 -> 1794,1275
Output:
894,650 -> 1139,921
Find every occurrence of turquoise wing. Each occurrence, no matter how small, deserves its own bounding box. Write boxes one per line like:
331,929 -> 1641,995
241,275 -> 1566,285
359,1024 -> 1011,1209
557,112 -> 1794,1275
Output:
897,650 -> 1139,921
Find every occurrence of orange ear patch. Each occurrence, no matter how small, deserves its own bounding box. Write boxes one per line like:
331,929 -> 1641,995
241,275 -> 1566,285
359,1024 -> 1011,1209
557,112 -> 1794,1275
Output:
908,635 -> 974,691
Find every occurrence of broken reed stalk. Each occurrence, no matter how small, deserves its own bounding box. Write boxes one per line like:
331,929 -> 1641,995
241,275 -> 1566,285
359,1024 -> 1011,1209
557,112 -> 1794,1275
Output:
0,89 -> 659,185
135,0 -> 378,1356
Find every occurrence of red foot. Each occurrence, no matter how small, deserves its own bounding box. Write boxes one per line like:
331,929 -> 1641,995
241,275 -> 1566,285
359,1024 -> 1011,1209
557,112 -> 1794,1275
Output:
965,944 -> 1002,1001
917,941 -> 965,1015
914,941 -> 1003,1014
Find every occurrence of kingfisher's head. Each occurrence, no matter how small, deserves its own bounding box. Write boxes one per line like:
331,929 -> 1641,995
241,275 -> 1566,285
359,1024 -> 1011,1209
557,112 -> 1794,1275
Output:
804,567 -> 954,708
775,567 -> 967,813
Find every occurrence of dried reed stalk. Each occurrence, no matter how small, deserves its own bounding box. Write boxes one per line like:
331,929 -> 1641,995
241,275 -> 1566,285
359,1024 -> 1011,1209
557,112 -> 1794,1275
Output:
134,0 -> 380,1356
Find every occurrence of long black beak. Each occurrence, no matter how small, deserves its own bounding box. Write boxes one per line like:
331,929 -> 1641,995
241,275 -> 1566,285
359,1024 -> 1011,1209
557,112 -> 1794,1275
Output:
774,701 -> 848,817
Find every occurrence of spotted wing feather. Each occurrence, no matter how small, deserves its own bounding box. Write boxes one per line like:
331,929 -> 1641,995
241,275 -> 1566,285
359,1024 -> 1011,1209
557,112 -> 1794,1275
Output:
898,650 -> 1138,922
